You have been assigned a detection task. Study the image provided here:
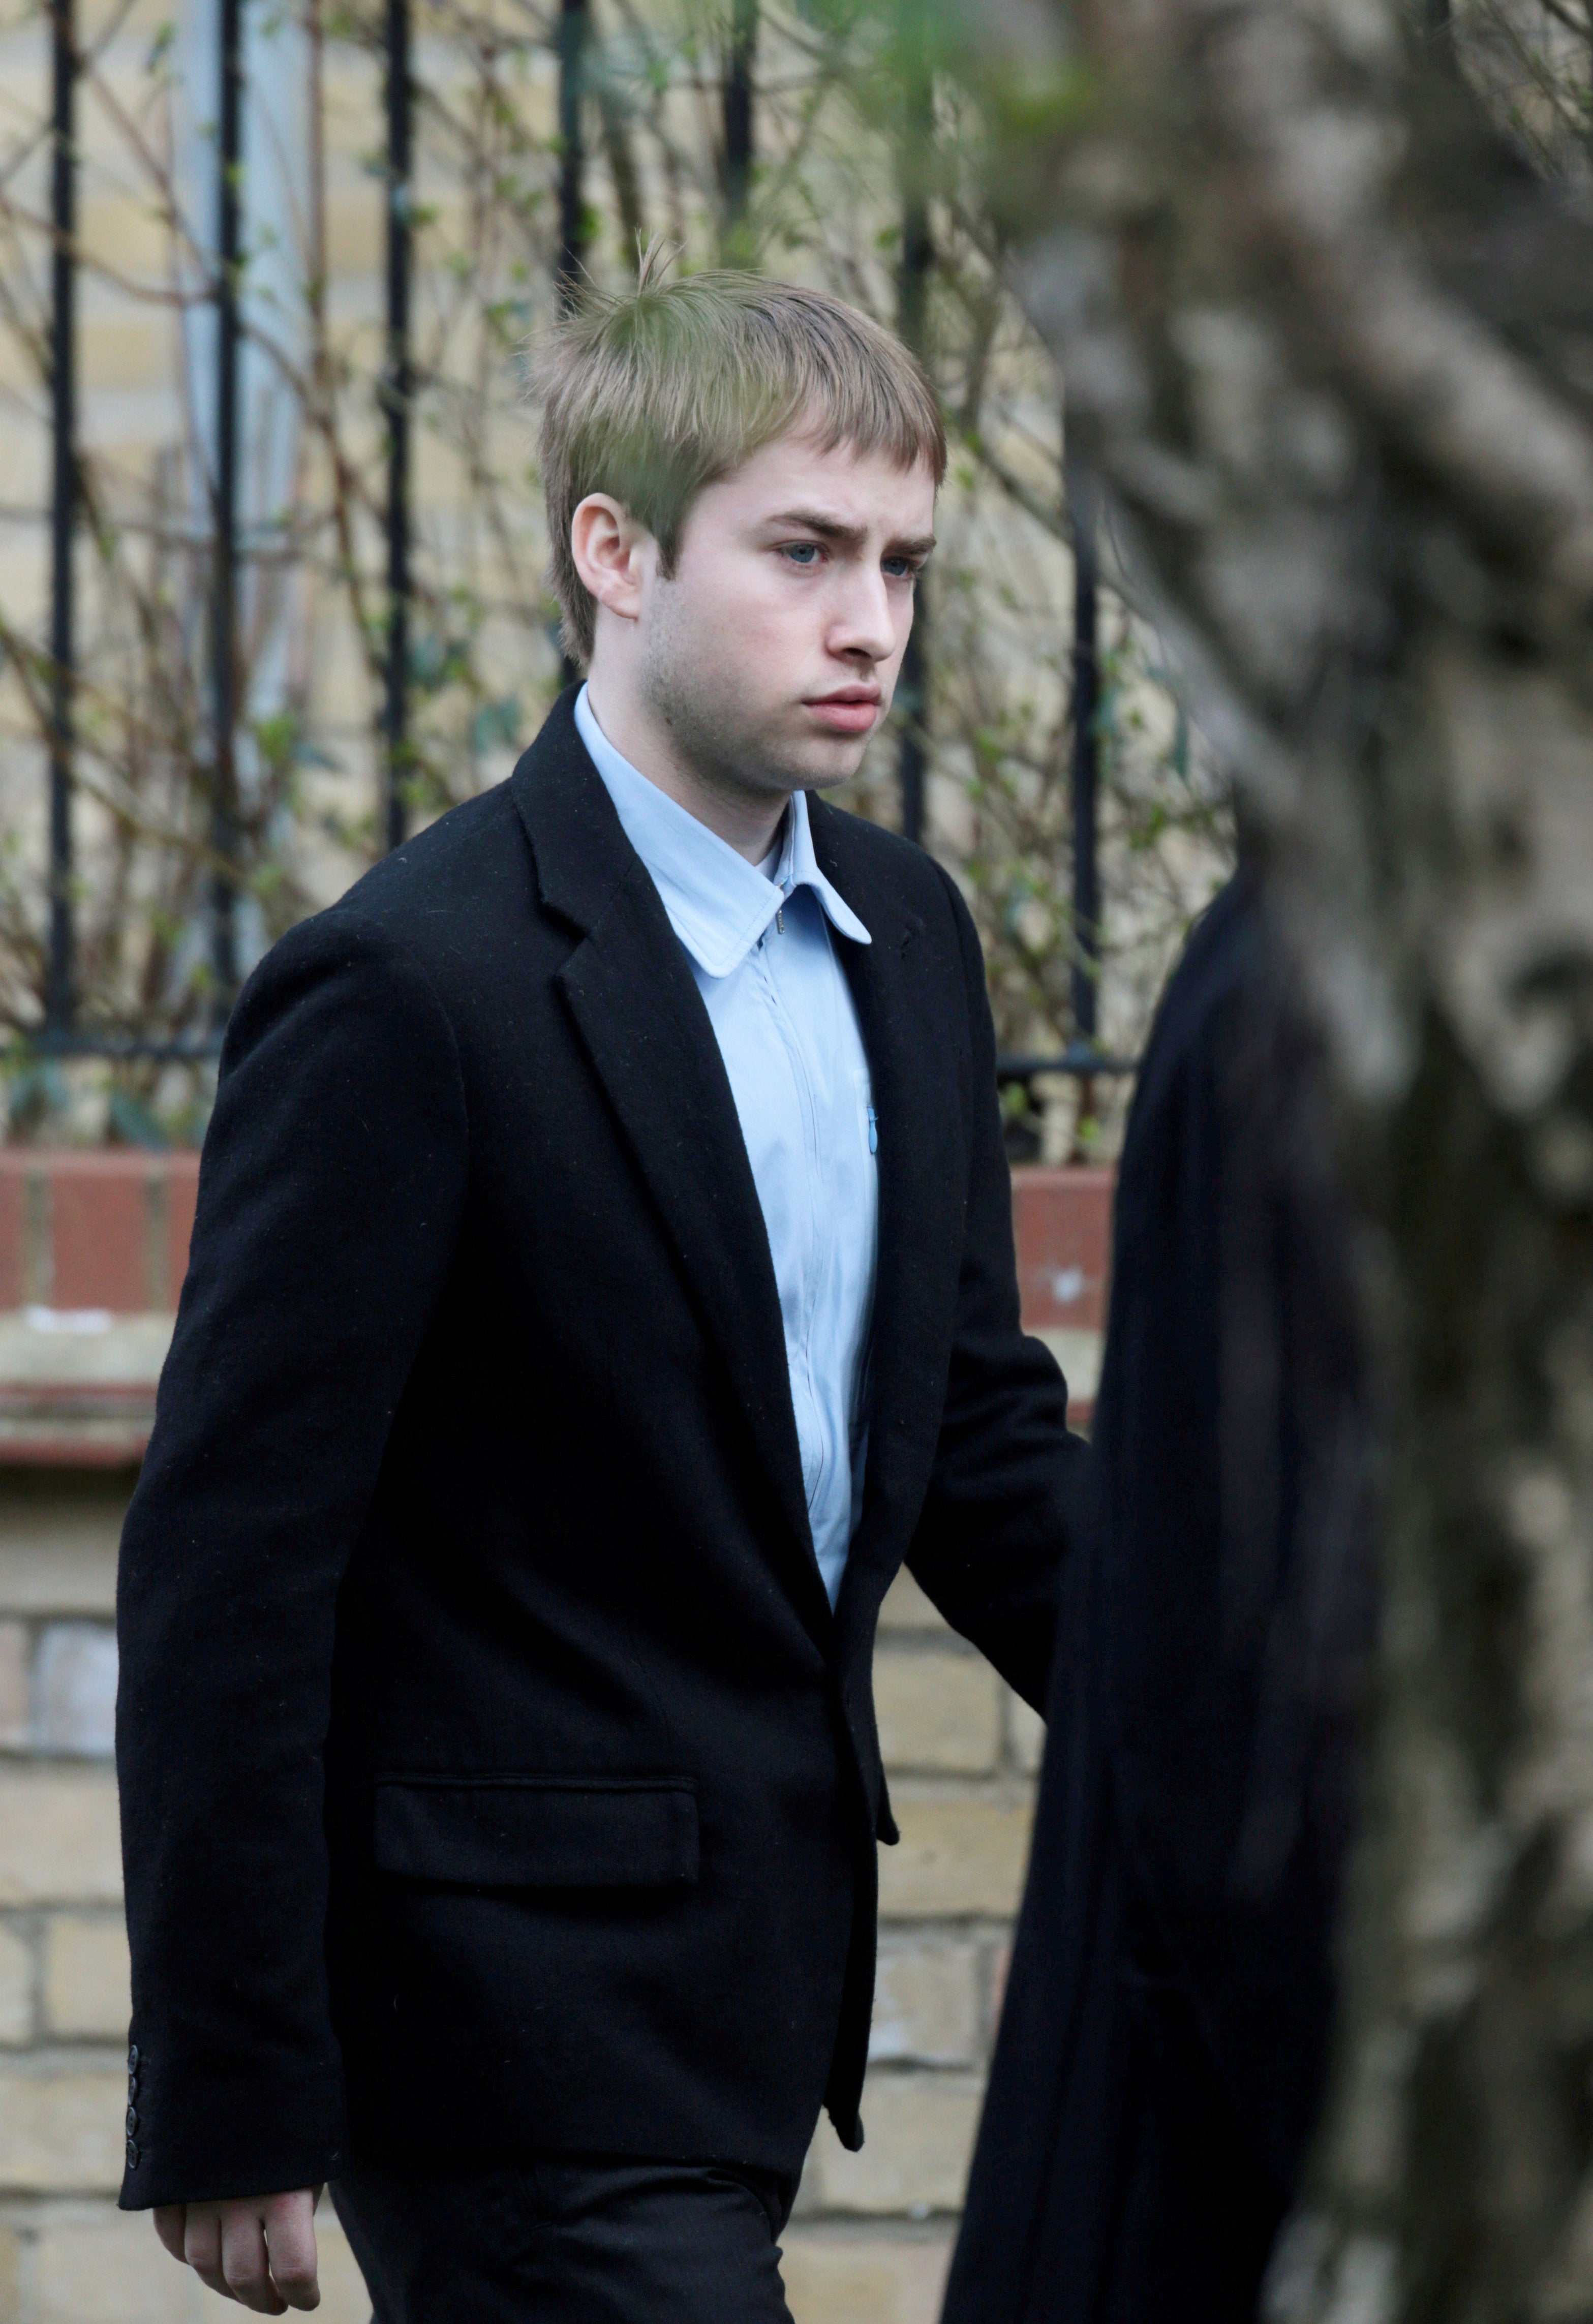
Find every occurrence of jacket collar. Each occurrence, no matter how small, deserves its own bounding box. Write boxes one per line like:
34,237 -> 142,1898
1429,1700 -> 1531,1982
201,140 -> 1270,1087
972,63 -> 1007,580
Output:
510,688 -> 635,936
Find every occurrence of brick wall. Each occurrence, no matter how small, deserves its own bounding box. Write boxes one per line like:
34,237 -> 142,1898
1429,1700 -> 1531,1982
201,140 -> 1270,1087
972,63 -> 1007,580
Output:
0,1164 -> 1111,2322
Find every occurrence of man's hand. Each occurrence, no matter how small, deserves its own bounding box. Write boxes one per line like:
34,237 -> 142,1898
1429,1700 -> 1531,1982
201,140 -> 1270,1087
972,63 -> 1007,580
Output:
153,2187 -> 322,2313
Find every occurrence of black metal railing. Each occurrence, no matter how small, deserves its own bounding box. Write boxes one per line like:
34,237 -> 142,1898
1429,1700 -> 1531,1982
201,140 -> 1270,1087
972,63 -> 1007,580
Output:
44,0 -> 76,1048
28,1 -> 1116,1099
721,0 -> 756,260
895,46 -> 930,853
208,0 -> 243,1023
1065,440 -> 1099,1058
383,0 -> 413,855
990,437 -> 1132,1113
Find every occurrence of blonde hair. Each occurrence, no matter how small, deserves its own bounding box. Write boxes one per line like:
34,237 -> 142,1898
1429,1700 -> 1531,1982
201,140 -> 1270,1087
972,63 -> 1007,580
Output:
530,244 -> 947,662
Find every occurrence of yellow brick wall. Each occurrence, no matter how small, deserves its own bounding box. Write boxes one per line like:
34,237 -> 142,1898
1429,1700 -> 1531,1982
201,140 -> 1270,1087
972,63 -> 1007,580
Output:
0,1478 -> 1043,2322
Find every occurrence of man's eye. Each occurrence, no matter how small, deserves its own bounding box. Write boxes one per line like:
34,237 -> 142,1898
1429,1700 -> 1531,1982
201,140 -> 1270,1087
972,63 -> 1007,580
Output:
780,543 -> 821,566
883,558 -> 919,580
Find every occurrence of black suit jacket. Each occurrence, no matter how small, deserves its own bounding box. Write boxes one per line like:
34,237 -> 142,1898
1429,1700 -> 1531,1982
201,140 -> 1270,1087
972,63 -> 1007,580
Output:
115,693 -> 1086,2212
941,872 -> 1374,2323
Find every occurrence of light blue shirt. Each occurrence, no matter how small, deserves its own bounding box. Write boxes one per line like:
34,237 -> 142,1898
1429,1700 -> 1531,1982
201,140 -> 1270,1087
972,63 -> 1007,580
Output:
575,684 -> 878,1605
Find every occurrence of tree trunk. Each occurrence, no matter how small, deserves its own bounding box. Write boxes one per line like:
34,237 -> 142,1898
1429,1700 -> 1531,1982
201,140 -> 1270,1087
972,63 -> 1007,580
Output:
955,0 -> 1593,2310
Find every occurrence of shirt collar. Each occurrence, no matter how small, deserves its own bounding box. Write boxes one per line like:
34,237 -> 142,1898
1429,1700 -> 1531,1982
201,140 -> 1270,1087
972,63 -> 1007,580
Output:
575,684 -> 871,978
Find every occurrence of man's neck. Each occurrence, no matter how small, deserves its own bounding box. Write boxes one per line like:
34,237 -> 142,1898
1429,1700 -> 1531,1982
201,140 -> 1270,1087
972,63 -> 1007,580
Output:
584,676 -> 787,865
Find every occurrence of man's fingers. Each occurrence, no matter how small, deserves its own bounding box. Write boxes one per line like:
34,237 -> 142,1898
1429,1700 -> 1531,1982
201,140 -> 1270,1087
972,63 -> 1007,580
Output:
153,2204 -> 188,2264
221,2208 -> 288,2314
182,2207 -> 231,2299
263,2189 -> 321,2311
162,2190 -> 319,2312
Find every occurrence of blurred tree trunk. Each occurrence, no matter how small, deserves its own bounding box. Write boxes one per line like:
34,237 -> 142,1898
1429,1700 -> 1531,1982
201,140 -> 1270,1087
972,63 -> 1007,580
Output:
957,0 -> 1593,2311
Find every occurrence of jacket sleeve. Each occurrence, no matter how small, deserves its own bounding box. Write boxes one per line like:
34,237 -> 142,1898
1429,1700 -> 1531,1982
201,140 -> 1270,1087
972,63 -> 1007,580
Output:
904,867 -> 1091,1710
115,907 -> 469,2211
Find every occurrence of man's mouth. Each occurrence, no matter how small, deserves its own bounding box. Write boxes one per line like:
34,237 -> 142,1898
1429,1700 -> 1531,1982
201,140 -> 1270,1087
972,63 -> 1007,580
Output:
805,690 -> 880,736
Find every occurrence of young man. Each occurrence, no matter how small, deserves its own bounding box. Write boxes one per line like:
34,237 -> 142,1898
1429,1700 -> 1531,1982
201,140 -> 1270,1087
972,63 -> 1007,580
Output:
116,261 -> 1086,2319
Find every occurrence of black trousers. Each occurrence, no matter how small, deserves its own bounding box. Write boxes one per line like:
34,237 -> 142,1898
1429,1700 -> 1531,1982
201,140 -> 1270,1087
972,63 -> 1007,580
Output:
331,2152 -> 799,2323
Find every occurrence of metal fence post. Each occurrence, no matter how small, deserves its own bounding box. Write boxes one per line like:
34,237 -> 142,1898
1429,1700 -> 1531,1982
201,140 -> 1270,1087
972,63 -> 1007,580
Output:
383,0 -> 412,852
557,0 -> 588,305
556,0 -> 587,689
1065,440 -> 1100,1048
46,0 -> 77,1037
896,66 -> 932,849
209,0 -> 243,1022
721,0 -> 755,261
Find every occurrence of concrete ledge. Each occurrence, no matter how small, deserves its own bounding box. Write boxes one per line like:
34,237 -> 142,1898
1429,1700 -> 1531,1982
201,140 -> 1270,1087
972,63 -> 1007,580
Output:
0,1317 -> 170,1468
0,1319 -> 173,1388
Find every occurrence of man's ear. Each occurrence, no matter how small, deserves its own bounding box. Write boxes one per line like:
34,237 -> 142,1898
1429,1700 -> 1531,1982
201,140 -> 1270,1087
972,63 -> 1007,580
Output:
571,495 -> 650,625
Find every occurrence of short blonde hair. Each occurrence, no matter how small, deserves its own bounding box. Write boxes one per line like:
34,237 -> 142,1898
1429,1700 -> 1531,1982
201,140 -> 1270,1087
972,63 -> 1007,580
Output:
531,249 -> 947,662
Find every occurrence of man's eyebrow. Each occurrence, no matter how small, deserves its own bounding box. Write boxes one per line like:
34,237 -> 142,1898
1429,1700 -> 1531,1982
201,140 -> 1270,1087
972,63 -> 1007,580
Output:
763,509 -> 937,559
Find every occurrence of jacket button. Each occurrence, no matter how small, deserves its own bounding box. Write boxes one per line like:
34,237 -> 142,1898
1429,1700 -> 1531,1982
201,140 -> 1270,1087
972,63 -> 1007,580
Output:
127,2044 -> 139,2073
126,2105 -> 138,2138
128,2073 -> 138,2103
126,2139 -> 140,2169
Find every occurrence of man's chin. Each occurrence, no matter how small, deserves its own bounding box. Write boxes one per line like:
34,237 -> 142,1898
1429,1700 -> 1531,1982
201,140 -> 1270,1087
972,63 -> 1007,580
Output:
782,737 -> 871,793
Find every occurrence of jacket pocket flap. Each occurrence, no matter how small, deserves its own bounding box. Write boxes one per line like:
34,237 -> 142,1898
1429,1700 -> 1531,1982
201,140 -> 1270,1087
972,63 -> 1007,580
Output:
373,1776 -> 699,1889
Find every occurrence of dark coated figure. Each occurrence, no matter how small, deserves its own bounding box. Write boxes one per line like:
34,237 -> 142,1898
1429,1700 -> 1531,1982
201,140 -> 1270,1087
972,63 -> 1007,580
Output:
943,868 -> 1376,2324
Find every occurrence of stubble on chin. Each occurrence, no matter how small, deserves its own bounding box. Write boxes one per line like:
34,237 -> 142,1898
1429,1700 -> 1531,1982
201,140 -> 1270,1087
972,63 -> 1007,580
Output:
641,617 -> 861,805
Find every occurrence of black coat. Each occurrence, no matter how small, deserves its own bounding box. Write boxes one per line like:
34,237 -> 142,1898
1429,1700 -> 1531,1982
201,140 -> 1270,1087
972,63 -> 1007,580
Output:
115,693 -> 1087,2213
942,873 -> 1375,2323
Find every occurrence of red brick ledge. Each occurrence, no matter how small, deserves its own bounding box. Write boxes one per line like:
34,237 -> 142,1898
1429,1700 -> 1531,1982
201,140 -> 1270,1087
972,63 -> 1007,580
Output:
0,1155 -> 1112,1461
0,1151 -> 198,1314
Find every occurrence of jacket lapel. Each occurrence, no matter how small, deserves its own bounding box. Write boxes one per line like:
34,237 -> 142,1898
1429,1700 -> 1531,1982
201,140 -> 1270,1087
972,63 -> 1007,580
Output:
807,800 -> 967,1577
509,699 -> 831,1639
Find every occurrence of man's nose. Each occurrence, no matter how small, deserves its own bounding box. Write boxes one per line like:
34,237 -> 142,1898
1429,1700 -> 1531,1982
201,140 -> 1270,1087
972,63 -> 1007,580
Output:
826,565 -> 898,663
